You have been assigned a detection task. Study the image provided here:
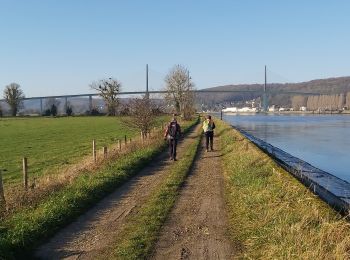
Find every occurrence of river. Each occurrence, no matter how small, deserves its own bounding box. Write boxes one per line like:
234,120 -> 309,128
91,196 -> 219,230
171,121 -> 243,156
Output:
223,114 -> 350,183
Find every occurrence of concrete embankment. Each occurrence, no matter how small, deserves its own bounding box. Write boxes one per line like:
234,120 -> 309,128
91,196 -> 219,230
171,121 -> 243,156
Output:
234,126 -> 350,213
220,119 -> 350,258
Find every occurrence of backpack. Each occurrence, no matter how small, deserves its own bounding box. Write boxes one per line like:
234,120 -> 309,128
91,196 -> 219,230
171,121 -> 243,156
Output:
168,122 -> 178,139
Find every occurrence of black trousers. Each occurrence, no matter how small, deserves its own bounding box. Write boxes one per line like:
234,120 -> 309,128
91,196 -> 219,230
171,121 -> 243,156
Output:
205,131 -> 214,150
168,139 -> 178,159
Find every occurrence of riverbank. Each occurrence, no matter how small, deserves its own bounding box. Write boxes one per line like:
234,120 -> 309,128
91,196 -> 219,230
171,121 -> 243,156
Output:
218,119 -> 350,258
221,110 -> 350,115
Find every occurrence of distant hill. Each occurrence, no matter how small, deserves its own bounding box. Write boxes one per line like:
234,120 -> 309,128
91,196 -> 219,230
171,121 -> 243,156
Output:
197,76 -> 350,109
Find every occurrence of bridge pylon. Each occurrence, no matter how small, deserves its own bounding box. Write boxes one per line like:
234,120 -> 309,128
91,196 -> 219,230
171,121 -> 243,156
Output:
262,65 -> 269,112
262,93 -> 269,112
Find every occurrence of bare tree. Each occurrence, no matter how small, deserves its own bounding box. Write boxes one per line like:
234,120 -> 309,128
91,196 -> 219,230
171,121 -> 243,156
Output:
3,83 -> 25,116
124,95 -> 156,135
291,95 -> 306,110
164,65 -> 195,120
90,78 -> 121,116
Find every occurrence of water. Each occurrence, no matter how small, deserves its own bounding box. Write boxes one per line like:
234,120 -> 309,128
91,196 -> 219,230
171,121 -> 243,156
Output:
223,114 -> 350,183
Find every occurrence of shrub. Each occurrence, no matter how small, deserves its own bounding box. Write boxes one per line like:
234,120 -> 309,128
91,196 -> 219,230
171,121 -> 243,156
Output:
66,105 -> 73,116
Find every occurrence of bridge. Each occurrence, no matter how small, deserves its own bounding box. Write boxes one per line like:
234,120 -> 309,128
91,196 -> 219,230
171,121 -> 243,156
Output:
0,65 -> 329,113
0,88 -> 324,115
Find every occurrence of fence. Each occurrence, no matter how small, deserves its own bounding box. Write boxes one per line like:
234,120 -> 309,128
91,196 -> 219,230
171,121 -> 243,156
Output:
0,124 -> 168,216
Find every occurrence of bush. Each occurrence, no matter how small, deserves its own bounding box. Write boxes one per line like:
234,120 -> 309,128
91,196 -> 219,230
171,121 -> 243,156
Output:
90,108 -> 101,116
43,109 -> 51,116
42,104 -> 58,116
66,106 -> 73,116
51,104 -> 57,116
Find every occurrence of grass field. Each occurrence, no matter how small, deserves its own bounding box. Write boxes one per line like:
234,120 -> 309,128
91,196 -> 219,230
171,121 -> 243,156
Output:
0,116 -> 164,184
0,118 -> 197,259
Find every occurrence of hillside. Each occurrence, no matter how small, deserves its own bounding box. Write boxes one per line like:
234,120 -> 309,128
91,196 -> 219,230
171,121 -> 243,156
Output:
197,76 -> 350,109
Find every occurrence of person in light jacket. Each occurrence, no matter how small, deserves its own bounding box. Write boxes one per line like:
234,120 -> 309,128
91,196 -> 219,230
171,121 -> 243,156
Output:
202,115 -> 215,152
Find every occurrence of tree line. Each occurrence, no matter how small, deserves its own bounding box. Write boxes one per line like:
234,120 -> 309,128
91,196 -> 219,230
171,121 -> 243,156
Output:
291,93 -> 350,111
0,64 -> 195,119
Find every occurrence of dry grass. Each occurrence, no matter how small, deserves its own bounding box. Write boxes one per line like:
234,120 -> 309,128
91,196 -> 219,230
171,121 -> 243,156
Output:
217,119 -> 350,259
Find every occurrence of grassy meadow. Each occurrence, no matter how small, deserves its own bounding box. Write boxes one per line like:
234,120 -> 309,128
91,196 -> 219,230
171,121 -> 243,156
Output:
0,116 -> 164,184
0,117 -> 197,259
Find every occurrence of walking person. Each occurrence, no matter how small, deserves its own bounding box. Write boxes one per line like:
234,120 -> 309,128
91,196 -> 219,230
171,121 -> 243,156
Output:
203,115 -> 215,152
164,116 -> 182,161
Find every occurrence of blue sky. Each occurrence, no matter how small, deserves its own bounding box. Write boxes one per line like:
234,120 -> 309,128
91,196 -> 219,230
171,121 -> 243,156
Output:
0,0 -> 349,97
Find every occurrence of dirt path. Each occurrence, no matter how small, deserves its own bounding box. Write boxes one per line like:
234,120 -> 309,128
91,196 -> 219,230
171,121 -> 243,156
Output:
35,125 -> 201,260
152,135 -> 234,260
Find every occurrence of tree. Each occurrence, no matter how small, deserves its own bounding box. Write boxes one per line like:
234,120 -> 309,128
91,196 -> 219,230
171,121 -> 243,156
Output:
44,98 -> 60,116
3,83 -> 25,116
124,96 -> 156,135
66,102 -> 73,116
164,65 -> 195,120
90,78 -> 121,116
291,95 -> 306,110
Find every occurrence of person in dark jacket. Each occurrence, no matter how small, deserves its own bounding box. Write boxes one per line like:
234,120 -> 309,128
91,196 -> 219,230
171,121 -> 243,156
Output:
202,115 -> 216,152
164,116 -> 182,161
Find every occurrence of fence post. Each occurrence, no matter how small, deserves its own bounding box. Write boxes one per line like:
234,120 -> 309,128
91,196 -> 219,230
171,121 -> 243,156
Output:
0,169 -> 6,213
118,139 -> 121,151
124,135 -> 127,146
23,157 -> 28,190
93,139 -> 96,162
220,109 -> 223,120
103,146 -> 107,158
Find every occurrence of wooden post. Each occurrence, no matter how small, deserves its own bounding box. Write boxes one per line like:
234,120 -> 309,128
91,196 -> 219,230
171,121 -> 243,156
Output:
244,141 -> 249,151
0,169 -> 6,213
103,146 -> 107,158
23,157 -> 28,190
118,139 -> 121,151
220,109 -> 223,120
124,135 -> 127,146
93,139 -> 96,162
141,131 -> 144,143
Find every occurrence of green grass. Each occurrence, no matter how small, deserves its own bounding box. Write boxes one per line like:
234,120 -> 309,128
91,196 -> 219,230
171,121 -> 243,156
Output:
113,124 -> 201,260
0,117 -> 196,259
217,119 -> 350,259
0,116 -> 166,184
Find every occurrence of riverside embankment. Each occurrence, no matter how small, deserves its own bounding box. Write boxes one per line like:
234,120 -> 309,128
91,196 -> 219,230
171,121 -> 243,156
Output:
235,126 -> 350,213
218,118 -> 350,259
223,113 -> 350,182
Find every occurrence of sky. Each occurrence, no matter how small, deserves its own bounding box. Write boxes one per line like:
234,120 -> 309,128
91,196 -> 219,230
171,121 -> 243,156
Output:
0,0 -> 349,97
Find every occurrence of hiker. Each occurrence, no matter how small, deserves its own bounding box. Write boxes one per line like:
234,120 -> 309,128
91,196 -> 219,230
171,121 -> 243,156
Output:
203,115 -> 216,152
164,116 -> 182,161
